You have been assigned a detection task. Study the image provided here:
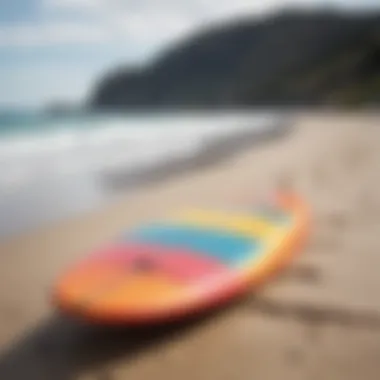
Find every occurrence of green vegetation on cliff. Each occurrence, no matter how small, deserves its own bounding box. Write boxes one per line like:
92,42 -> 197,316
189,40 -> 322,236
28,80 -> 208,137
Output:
90,10 -> 380,110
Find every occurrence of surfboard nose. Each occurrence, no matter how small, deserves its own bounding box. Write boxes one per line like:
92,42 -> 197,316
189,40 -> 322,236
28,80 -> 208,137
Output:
52,242 -> 231,322
52,258 -> 123,311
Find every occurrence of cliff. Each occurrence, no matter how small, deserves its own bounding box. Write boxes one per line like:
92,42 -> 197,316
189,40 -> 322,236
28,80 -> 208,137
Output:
90,10 -> 380,110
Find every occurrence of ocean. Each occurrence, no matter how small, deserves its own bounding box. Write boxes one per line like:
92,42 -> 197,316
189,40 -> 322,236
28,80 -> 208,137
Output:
0,110 -> 285,239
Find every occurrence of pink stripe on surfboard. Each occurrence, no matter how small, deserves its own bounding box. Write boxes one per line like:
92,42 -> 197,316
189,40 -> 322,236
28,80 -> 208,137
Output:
88,243 -> 230,283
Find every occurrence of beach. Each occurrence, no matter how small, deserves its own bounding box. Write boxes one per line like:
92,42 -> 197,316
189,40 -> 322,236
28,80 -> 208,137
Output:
0,112 -> 380,380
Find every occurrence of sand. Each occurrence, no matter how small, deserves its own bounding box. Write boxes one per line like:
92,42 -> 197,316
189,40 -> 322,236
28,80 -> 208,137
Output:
0,112 -> 380,380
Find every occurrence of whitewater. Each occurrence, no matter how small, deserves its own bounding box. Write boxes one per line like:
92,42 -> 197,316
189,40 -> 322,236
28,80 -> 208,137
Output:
0,111 -> 285,238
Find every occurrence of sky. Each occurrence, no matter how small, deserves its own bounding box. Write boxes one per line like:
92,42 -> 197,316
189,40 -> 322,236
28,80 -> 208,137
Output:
0,0 -> 378,108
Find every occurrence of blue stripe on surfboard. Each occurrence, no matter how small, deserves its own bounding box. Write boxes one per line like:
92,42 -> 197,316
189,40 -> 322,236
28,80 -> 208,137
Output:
124,224 -> 264,266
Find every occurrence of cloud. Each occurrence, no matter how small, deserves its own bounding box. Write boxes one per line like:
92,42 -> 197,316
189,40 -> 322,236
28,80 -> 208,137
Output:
0,0 -> 359,49
44,0 -> 318,16
1,1 -> 202,48
44,0 -> 105,10
0,22 -> 110,47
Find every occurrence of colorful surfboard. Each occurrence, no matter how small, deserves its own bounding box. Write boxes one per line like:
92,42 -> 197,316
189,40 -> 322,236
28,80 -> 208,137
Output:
52,192 -> 310,324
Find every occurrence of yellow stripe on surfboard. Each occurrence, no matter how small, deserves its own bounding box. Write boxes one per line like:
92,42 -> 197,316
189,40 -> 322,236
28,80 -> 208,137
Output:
167,209 -> 281,239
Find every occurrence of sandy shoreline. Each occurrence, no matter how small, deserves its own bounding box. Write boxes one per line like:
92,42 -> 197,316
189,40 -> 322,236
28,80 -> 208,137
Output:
1,113 -> 380,380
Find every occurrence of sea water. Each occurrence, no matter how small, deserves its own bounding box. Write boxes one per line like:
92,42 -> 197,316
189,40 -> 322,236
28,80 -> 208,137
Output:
0,110 -> 284,239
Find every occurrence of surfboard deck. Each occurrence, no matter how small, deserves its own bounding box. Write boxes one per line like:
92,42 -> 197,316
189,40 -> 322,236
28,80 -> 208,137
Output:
52,192 -> 310,325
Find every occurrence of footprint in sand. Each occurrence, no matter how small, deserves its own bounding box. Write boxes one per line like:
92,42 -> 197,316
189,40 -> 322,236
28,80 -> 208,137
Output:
311,162 -> 330,188
342,141 -> 370,172
326,210 -> 348,230
284,264 -> 322,285
307,232 -> 339,255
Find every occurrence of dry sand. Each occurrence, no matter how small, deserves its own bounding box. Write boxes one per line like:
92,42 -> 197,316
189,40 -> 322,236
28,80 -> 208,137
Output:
0,113 -> 380,380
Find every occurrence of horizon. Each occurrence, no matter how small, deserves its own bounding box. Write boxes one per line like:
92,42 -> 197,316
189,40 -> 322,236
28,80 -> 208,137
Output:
1,0 -> 379,110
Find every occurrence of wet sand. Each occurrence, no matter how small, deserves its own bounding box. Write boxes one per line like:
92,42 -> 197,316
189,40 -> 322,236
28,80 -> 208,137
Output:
0,113 -> 380,380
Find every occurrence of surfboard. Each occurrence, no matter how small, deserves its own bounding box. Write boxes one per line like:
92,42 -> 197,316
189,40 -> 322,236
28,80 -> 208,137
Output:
52,192 -> 310,325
